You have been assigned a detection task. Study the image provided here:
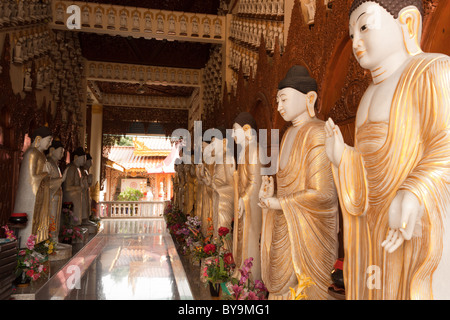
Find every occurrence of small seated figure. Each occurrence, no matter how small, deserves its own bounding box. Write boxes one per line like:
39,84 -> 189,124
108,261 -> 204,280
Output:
259,66 -> 339,300
62,147 -> 86,226
231,112 -> 263,282
13,126 -> 53,247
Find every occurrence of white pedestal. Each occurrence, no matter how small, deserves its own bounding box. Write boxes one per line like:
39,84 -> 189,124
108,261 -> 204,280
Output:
49,243 -> 72,261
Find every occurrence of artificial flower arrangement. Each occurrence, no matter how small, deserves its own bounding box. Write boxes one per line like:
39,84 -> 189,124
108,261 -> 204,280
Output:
1,225 -> 16,240
175,215 -> 202,255
192,218 -> 215,263
201,226 -> 235,292
222,257 -> 268,300
60,202 -> 82,243
16,234 -> 49,284
164,202 -> 187,244
2,225 -> 49,285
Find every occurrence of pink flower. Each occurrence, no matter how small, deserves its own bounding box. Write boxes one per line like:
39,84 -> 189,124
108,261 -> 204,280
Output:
232,284 -> 244,299
18,250 -> 26,256
26,234 -> 36,250
247,291 -> 259,300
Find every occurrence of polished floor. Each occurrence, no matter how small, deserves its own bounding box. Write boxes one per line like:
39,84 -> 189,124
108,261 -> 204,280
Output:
33,219 -> 196,300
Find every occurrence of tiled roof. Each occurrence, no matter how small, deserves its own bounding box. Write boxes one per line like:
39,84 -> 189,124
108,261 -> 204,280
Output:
108,137 -> 176,173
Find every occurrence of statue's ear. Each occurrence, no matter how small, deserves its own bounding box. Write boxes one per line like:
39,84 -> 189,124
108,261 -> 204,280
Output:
34,136 -> 42,148
306,91 -> 317,118
398,6 -> 423,56
242,124 -> 253,141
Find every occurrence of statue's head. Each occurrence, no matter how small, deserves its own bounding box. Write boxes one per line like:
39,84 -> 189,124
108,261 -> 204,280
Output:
31,126 -> 53,151
72,147 -> 86,167
277,65 -> 317,122
349,0 -> 423,70
48,139 -> 64,161
208,126 -> 228,159
85,152 -> 92,169
232,112 -> 257,146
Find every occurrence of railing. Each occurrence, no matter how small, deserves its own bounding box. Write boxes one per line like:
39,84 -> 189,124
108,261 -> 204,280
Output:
99,200 -> 169,218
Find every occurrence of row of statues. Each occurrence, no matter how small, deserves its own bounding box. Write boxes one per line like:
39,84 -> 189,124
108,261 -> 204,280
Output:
173,0 -> 450,300
13,128 -> 96,256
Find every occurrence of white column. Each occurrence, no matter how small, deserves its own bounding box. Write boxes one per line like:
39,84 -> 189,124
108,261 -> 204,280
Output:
90,104 -> 103,190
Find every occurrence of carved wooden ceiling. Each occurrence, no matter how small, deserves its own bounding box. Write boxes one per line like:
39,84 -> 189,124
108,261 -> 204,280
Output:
94,81 -> 195,97
79,33 -> 213,69
86,0 -> 221,15
79,1 -> 222,134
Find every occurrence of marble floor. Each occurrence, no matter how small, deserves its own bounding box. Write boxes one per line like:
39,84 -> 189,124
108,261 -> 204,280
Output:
17,219 -> 213,300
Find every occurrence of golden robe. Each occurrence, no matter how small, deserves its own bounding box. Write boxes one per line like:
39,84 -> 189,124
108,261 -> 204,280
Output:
333,53 -> 450,300
212,157 -> 235,251
233,142 -> 262,281
201,163 -> 214,236
13,147 -> 50,245
62,163 -> 83,225
261,121 -> 339,300
195,165 -> 204,220
47,156 -> 64,239
184,165 -> 196,215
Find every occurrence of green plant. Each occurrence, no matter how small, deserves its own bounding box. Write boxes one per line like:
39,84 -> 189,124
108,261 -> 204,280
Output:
117,187 -> 144,201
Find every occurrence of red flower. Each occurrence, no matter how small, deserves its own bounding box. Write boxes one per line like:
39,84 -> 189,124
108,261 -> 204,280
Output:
218,227 -> 229,237
204,244 -> 216,255
224,252 -> 234,265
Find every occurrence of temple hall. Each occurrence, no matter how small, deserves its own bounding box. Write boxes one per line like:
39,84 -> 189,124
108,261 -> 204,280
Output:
1,0 -> 450,303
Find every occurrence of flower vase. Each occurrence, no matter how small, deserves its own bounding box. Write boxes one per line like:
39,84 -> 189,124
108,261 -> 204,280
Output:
209,281 -> 221,297
61,238 -> 73,245
14,271 -> 30,288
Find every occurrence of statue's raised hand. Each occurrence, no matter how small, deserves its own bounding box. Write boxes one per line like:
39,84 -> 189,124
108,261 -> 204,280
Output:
324,118 -> 345,167
259,176 -> 273,200
258,176 -> 281,210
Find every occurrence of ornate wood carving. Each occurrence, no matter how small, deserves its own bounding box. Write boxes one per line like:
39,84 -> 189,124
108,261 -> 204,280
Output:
221,0 -> 446,148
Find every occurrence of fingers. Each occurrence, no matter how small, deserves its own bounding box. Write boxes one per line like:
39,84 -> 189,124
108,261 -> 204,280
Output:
381,228 -> 395,247
325,119 -> 335,137
382,229 -> 404,253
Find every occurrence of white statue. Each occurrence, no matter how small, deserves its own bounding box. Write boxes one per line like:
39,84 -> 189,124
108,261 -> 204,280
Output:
259,66 -> 339,300
132,12 -> 140,31
325,0 -> 450,300
23,67 -> 32,91
231,112 -> 263,282
62,147 -> 86,226
180,16 -> 187,35
144,14 -> 152,32
45,139 -> 66,235
13,37 -> 23,64
13,127 -> 53,247
208,133 -> 235,251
